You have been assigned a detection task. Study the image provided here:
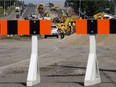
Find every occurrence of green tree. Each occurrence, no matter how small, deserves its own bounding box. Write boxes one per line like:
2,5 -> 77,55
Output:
0,0 -> 18,9
65,0 -> 115,16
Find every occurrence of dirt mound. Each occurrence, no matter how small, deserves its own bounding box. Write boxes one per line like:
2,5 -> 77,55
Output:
59,33 -> 89,46
97,35 -> 116,46
60,34 -> 116,46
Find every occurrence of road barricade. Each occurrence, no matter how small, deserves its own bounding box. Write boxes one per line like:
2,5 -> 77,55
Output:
0,19 -> 51,86
76,19 -> 116,86
0,19 -> 115,86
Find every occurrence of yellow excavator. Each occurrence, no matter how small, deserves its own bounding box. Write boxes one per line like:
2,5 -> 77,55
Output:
56,17 -> 76,30
35,3 -> 50,17
50,4 -> 62,11
93,12 -> 105,19
93,12 -> 114,19
35,3 -> 46,17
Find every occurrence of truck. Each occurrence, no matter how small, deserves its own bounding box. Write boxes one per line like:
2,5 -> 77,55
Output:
15,7 -> 20,12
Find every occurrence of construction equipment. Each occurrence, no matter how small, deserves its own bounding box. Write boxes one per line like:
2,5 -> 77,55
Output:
93,12 -> 114,19
93,12 -> 105,19
35,3 -> 45,18
50,4 -> 62,11
35,3 -> 50,18
38,3 -> 45,16
56,17 -> 76,30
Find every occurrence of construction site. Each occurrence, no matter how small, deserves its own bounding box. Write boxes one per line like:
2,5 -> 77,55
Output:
0,0 -> 116,87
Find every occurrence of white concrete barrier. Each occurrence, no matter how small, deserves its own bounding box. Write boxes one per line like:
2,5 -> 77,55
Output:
84,35 -> 101,86
27,36 -> 40,86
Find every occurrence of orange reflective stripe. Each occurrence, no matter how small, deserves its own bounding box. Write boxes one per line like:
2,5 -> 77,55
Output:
18,20 -> 30,35
0,20 -> 7,35
98,19 -> 110,34
76,19 -> 87,34
40,20 -> 51,34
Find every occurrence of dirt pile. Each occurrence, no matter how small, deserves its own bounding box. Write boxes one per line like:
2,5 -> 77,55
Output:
61,34 -> 89,46
97,34 -> 116,46
60,34 -> 116,46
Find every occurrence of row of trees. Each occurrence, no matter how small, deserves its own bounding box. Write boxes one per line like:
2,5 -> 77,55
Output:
65,0 -> 116,17
0,0 -> 24,9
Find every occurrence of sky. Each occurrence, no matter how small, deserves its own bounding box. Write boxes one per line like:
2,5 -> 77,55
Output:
23,0 -> 65,4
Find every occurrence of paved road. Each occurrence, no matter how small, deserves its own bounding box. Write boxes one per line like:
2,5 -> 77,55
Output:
0,6 -> 36,20
22,6 -> 36,19
0,6 -> 59,20
0,38 -> 116,87
0,11 -> 17,20
1,5 -> 116,87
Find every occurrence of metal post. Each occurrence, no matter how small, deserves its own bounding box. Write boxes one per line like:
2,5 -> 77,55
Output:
27,36 -> 40,86
10,0 -> 11,9
3,0 -> 6,15
84,35 -> 101,86
112,0 -> 116,15
79,0 -> 81,17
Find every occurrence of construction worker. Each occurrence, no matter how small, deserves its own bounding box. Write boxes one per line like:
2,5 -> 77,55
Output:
60,25 -> 65,39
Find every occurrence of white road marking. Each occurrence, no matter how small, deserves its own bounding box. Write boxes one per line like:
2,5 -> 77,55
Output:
22,7 -> 28,18
0,47 -> 58,70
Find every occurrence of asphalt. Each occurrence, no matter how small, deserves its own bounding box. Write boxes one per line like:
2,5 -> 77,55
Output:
22,6 -> 36,19
0,5 -> 116,87
0,38 -> 116,87
0,6 -> 36,20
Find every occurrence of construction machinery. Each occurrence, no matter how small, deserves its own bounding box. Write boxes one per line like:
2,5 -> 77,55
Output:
50,4 -> 62,11
35,3 -> 50,18
93,12 -> 105,19
93,12 -> 114,19
37,3 -> 45,17
56,17 -> 76,29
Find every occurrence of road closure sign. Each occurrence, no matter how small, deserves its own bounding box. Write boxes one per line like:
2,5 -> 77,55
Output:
76,19 -> 116,34
0,20 -> 51,35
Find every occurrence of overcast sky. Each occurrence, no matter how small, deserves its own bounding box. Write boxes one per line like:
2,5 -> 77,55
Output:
23,0 -> 65,4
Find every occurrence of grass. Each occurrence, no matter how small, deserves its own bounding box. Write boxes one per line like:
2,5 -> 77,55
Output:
2,35 -> 31,40
0,7 -> 4,17
7,6 -> 15,15
0,6 -> 15,17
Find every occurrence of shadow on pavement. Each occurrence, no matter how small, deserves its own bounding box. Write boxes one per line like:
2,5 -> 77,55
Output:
51,64 -> 116,72
55,81 -> 84,86
0,82 -> 26,86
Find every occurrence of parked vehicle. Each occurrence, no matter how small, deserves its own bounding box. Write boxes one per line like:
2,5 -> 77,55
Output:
25,15 -> 32,20
44,25 -> 59,38
16,14 -> 20,18
15,7 -> 20,12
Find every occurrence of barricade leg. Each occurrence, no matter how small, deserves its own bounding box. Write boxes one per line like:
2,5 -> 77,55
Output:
84,35 -> 101,86
27,36 -> 40,86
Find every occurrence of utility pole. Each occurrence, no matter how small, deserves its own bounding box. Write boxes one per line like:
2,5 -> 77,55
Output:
10,0 -> 11,9
108,0 -> 116,15
16,0 -> 18,6
113,0 -> 116,15
79,0 -> 81,18
3,0 -> 6,15
112,0 -> 116,15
